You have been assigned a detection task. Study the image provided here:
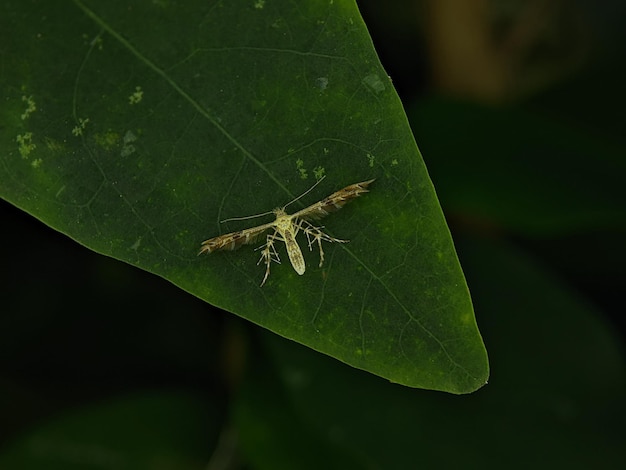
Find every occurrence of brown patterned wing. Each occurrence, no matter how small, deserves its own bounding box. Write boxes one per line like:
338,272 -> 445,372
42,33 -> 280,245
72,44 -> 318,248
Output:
199,221 -> 274,255
292,179 -> 375,221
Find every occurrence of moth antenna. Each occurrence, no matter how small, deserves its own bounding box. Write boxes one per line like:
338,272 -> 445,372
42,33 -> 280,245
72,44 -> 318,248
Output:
221,210 -> 274,223
221,175 -> 326,222
283,175 -> 326,210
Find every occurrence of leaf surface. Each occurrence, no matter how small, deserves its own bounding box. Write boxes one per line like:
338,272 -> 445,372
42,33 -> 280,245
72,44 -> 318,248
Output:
0,0 -> 487,392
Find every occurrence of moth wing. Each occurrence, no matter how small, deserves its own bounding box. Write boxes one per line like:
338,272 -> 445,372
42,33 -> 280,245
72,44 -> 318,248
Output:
199,222 -> 274,254
292,179 -> 375,221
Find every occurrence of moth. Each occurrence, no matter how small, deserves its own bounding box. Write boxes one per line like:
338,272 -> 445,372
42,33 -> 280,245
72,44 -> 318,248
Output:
199,177 -> 374,286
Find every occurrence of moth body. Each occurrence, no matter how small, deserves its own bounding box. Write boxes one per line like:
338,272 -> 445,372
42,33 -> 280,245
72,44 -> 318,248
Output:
199,178 -> 374,285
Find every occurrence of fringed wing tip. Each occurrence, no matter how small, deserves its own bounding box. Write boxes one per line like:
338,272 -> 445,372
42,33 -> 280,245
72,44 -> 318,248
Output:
198,240 -> 214,255
359,179 -> 376,190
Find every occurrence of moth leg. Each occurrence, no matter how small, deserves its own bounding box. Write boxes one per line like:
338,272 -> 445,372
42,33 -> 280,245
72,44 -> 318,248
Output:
257,231 -> 282,286
300,220 -> 348,268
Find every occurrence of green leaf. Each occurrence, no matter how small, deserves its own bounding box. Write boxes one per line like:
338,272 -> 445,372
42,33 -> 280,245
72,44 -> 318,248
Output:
0,0 -> 487,392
